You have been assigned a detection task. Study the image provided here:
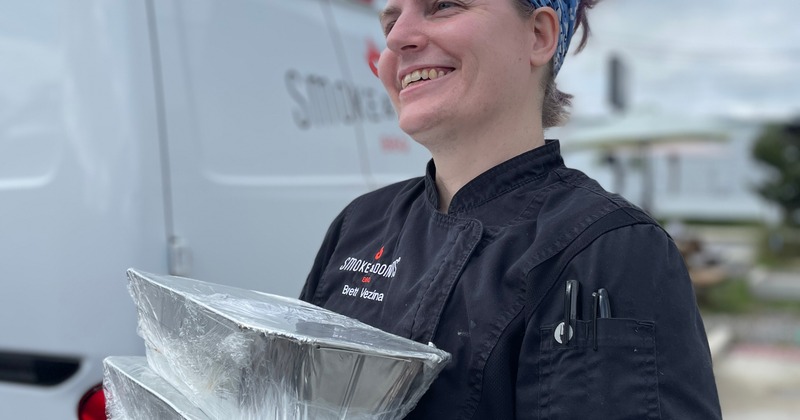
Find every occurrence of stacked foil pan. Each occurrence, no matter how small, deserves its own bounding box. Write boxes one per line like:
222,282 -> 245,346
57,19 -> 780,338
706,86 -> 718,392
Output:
103,269 -> 450,419
103,356 -> 211,420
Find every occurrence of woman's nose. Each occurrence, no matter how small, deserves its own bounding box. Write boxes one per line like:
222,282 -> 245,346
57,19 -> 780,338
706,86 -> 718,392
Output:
385,13 -> 427,53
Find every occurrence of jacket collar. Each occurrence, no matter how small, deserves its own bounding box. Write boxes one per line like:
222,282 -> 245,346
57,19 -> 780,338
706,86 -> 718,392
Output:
424,140 -> 565,215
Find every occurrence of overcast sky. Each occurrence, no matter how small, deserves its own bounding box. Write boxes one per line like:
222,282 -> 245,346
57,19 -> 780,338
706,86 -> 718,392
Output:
557,0 -> 800,121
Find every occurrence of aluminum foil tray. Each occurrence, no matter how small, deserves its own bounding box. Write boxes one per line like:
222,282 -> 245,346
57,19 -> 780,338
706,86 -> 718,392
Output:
103,356 -> 212,420
127,268 -> 450,420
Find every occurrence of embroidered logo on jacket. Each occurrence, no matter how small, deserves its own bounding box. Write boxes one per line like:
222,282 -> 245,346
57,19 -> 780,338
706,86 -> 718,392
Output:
338,254 -> 401,279
337,246 -> 401,302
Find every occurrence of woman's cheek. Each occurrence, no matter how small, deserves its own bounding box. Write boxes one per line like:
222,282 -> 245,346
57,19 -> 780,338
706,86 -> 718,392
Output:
377,51 -> 398,94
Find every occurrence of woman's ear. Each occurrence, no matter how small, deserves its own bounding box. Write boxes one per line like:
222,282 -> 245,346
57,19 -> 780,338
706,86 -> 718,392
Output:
529,7 -> 559,68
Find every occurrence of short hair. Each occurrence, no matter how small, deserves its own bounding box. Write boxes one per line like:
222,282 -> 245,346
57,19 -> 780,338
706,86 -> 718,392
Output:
511,0 -> 600,128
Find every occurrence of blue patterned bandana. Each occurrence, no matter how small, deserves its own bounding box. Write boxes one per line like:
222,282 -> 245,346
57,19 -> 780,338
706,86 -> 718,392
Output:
528,0 -> 580,75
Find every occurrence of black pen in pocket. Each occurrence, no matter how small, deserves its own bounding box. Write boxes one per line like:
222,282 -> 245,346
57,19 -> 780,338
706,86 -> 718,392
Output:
591,288 -> 612,350
556,279 -> 580,345
598,288 -> 611,318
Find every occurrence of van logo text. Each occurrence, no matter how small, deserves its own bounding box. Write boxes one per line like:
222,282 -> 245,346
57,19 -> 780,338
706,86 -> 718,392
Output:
285,69 -> 395,130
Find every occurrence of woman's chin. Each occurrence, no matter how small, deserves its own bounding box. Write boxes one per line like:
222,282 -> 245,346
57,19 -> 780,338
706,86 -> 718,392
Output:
397,110 -> 450,141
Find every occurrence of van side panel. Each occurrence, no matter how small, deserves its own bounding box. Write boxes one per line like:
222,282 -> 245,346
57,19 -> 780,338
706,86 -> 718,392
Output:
0,0 -> 167,418
1,0 -> 427,417
152,0 -> 372,297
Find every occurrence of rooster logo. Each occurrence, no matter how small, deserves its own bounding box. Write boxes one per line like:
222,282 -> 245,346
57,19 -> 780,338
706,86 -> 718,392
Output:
367,40 -> 381,78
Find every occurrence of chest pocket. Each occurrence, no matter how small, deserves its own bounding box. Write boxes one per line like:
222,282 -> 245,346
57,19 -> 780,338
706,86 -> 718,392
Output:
538,319 -> 661,420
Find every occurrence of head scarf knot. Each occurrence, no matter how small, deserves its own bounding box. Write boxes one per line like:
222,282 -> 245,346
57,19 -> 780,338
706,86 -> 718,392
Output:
528,0 -> 580,75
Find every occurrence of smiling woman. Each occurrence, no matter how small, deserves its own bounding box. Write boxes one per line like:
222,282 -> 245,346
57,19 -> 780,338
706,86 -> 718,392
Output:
377,0 -> 550,179
301,1 -> 723,418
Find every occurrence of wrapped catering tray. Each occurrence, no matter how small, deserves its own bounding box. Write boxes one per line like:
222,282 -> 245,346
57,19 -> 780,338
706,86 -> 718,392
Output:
127,268 -> 450,420
103,356 -> 212,420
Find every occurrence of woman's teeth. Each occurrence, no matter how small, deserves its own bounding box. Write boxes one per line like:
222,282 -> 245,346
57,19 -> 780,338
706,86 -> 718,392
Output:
402,69 -> 449,90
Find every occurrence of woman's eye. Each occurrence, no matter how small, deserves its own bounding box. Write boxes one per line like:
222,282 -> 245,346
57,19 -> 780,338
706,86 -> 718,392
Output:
434,1 -> 457,11
382,1 -> 460,35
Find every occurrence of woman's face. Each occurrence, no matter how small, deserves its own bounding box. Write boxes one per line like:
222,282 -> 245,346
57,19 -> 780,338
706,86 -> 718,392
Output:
378,0 -> 536,141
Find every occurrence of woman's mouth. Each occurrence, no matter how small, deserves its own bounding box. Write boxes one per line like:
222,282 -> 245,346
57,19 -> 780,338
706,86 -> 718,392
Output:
401,68 -> 454,90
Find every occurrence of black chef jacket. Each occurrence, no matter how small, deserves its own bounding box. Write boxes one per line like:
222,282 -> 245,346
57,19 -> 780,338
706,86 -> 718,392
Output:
301,141 -> 722,419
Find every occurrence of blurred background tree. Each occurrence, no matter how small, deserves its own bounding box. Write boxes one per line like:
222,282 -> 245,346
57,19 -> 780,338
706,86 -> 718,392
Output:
752,119 -> 800,227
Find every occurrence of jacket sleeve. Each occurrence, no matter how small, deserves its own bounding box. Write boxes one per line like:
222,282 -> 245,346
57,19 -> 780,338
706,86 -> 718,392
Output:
299,208 -> 347,304
517,223 -> 722,419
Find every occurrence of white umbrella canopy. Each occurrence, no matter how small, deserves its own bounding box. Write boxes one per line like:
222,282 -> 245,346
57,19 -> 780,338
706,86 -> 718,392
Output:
561,109 -> 730,152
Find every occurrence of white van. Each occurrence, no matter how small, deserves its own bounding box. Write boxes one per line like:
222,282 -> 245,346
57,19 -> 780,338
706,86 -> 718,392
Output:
0,0 -> 428,418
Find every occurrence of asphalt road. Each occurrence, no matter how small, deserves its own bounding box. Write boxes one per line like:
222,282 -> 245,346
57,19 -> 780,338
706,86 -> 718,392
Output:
715,344 -> 800,419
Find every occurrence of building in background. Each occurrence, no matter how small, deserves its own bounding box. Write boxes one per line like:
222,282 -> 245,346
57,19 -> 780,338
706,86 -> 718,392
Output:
551,114 -> 781,224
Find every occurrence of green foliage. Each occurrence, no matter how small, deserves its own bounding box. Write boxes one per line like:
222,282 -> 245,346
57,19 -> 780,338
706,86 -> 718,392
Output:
698,278 -> 753,314
756,226 -> 800,268
752,121 -> 800,226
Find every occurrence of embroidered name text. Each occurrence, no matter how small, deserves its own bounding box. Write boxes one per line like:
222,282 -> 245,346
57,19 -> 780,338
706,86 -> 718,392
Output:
342,284 -> 384,302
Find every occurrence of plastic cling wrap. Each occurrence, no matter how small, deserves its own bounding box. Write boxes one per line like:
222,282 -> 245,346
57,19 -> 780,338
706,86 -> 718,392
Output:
103,356 -> 212,420
127,268 -> 450,420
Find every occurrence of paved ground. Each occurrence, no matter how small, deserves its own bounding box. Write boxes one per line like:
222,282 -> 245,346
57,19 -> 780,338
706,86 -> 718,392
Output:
692,226 -> 800,417
705,313 -> 800,419
715,344 -> 800,419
